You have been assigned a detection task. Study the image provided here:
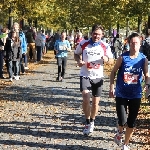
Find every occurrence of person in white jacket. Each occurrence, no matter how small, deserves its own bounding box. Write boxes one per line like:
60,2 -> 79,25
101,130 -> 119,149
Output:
35,31 -> 43,62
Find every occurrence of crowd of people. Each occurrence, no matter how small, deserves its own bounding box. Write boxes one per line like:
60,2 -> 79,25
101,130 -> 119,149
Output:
0,22 -> 150,150
0,22 -> 49,81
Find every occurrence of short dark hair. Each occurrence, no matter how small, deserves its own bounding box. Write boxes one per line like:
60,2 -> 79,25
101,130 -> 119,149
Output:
91,24 -> 104,33
128,32 -> 141,43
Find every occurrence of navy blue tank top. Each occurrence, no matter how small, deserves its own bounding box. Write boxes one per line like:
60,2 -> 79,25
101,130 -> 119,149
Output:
115,51 -> 146,99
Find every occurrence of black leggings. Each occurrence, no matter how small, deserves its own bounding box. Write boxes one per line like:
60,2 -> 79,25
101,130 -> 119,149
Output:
57,57 -> 67,78
115,97 -> 141,128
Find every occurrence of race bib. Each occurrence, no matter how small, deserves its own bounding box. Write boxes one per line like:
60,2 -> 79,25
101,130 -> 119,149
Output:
59,44 -> 67,50
87,61 -> 101,70
90,70 -> 99,77
124,73 -> 138,84
59,45 -> 64,50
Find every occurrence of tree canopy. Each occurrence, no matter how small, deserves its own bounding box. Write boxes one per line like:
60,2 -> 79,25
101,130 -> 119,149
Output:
0,0 -> 150,31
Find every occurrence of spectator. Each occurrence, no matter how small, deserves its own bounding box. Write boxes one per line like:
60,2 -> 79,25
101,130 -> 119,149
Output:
123,38 -> 130,52
41,30 -> 46,56
114,33 -> 123,59
53,30 -> 60,55
67,32 -> 74,50
45,33 -> 50,52
0,28 -> 9,78
74,32 -> 84,67
12,22 -> 28,73
4,30 -> 22,81
48,36 -> 54,50
35,31 -> 43,62
0,37 -> 4,79
140,30 -> 150,61
74,32 -> 84,49
26,27 -> 36,62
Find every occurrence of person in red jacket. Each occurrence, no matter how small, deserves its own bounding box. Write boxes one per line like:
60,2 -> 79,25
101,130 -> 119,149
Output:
74,32 -> 84,67
74,32 -> 84,49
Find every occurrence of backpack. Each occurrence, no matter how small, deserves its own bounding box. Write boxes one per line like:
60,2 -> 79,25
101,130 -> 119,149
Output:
141,38 -> 150,60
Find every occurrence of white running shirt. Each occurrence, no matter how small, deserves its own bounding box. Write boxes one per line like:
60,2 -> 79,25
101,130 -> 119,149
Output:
75,40 -> 113,79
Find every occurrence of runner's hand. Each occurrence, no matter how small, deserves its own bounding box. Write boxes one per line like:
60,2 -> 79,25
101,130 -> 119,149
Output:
55,50 -> 58,54
64,46 -> 68,49
109,88 -> 115,98
101,56 -> 109,62
77,60 -> 85,67
143,84 -> 149,92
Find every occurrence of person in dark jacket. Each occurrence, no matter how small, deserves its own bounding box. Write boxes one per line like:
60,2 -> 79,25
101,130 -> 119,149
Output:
4,30 -> 22,81
26,27 -> 36,62
0,28 -> 8,79
53,30 -> 60,55
0,38 -> 5,78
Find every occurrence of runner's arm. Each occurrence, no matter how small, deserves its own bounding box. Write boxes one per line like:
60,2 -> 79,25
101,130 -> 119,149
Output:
74,44 -> 82,63
54,40 -> 58,53
110,56 -> 122,89
143,58 -> 149,85
66,41 -> 71,51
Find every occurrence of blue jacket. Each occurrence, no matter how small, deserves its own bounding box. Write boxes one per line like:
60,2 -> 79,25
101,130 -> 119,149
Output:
19,31 -> 27,54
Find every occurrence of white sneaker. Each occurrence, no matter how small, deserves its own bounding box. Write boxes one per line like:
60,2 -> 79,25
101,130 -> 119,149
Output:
83,122 -> 94,135
122,145 -> 130,150
83,124 -> 91,135
9,78 -> 13,82
114,130 -> 123,145
15,76 -> 20,80
24,67 -> 29,70
89,122 -> 94,132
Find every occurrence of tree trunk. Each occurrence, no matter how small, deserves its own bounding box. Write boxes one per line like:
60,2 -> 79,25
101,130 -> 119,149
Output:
138,16 -> 142,33
148,15 -> 150,29
117,22 -> 119,34
8,16 -> 13,30
126,18 -> 129,37
109,25 -> 112,36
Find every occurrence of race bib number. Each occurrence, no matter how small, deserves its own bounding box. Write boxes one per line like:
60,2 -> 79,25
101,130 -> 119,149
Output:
59,45 -> 64,50
87,62 -> 101,70
90,70 -> 99,77
59,44 -> 67,50
124,73 -> 138,84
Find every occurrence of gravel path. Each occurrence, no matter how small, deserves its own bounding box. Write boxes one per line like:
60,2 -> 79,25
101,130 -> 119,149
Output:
0,52 -> 145,150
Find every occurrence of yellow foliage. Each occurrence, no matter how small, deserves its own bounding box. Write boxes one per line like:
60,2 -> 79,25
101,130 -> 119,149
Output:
0,0 -> 149,30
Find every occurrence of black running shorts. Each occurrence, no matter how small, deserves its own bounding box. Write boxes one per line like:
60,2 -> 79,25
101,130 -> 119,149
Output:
80,76 -> 103,97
